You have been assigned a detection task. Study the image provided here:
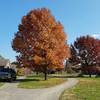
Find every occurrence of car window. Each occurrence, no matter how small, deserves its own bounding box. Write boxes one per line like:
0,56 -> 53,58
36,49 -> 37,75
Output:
0,68 -> 9,72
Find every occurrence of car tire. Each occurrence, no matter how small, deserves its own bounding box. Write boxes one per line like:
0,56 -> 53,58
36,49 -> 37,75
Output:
13,77 -> 16,81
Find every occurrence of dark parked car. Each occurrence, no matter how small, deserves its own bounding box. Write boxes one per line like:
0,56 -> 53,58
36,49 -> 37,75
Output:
0,68 -> 16,82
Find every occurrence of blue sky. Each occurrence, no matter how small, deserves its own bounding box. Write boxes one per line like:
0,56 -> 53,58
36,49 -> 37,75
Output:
0,0 -> 100,61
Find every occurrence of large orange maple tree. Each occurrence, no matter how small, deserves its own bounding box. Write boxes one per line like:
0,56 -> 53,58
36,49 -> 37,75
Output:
12,8 -> 70,80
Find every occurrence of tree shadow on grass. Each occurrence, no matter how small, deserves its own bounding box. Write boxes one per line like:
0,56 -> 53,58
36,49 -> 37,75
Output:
16,78 -> 41,83
0,78 -> 41,83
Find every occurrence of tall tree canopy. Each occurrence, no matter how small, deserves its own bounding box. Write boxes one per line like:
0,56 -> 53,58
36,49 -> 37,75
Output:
69,35 -> 100,76
12,8 -> 70,80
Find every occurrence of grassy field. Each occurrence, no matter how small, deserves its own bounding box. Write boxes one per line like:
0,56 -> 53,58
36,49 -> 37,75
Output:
18,76 -> 67,89
0,82 -> 3,87
60,78 -> 100,100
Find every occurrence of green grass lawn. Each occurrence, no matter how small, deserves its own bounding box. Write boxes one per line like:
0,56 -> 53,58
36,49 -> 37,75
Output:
60,78 -> 100,100
18,76 -> 67,89
0,82 -> 4,87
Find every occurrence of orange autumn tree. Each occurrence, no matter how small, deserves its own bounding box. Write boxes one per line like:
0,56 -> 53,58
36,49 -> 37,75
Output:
12,8 -> 70,80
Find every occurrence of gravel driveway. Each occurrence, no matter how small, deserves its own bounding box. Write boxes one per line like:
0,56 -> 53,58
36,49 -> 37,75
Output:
0,78 -> 78,100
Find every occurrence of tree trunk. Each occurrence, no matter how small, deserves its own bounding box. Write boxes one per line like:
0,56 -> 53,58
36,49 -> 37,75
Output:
44,71 -> 47,80
44,66 -> 47,80
89,74 -> 91,77
36,71 -> 39,75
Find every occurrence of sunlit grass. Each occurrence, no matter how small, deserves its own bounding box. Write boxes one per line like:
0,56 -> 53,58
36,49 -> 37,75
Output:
60,78 -> 100,100
18,76 -> 67,89
0,82 -> 4,87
